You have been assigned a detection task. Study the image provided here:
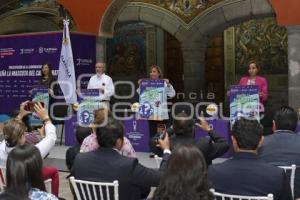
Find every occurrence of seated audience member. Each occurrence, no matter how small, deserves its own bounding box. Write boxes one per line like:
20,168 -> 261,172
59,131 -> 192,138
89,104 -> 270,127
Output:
152,144 -> 214,200
66,126 -> 91,170
208,118 -> 292,200
151,112 -> 229,166
72,117 -> 171,200
11,110 -> 43,144
0,101 -> 59,197
5,144 -> 58,200
0,101 -> 57,164
80,108 -> 136,157
258,106 -> 300,198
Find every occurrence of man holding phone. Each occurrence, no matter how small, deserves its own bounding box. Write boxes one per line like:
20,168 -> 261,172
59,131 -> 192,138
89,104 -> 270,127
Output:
0,101 -> 59,196
24,101 -> 45,112
150,113 -> 229,166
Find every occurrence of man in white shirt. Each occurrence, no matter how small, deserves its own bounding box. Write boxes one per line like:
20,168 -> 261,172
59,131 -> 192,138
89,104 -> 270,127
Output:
87,62 -> 115,109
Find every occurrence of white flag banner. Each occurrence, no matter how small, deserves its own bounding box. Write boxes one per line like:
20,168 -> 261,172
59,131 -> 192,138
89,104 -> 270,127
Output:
58,19 -> 77,104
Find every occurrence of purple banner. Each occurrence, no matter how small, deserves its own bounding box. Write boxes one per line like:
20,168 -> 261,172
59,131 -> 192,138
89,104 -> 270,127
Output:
195,119 -> 233,158
65,114 -> 78,146
124,115 -> 149,152
0,32 -> 96,116
65,114 -> 150,150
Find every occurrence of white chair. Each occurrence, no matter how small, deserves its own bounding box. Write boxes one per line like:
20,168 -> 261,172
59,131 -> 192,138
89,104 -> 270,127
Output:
210,189 -> 274,200
44,178 -> 52,193
69,176 -> 119,200
154,155 -> 162,168
278,164 -> 296,199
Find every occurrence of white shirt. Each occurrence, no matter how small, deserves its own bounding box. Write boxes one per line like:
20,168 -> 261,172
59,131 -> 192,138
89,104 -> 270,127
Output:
87,73 -> 115,101
0,123 -> 57,167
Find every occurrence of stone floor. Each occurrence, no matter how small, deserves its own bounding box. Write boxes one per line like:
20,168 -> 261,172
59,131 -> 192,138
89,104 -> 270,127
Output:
58,171 -> 73,200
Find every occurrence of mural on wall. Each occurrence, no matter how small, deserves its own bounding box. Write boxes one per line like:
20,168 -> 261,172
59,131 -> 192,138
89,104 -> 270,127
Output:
233,17 -> 288,110
106,23 -> 147,80
129,0 -> 223,23
106,22 -> 147,103
235,17 -> 288,75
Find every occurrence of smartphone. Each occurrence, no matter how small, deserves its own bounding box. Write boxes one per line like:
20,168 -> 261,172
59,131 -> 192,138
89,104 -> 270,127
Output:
157,124 -> 166,140
193,118 -> 199,125
24,101 -> 45,112
159,132 -> 166,140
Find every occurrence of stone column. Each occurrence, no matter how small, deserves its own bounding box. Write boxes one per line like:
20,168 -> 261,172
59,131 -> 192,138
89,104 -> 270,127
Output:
145,25 -> 157,70
287,26 -> 300,112
181,40 -> 207,102
96,37 -> 106,62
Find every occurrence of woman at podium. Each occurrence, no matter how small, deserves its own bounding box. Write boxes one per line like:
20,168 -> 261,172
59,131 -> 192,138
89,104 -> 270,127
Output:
37,63 -> 60,122
39,63 -> 56,93
239,60 -> 268,104
137,65 -> 176,153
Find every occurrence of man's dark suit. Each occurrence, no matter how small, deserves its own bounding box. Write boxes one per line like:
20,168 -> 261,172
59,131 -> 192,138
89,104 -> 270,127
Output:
171,131 -> 229,165
258,131 -> 300,198
72,147 -> 169,200
150,130 -> 228,166
208,152 -> 292,200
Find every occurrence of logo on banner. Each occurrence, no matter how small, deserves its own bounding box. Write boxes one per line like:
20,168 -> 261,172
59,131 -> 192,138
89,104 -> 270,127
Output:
139,101 -> 154,118
0,48 -> 15,58
133,120 -> 137,132
76,58 -> 93,66
206,104 -> 218,116
80,110 -> 92,124
38,47 -> 58,54
19,48 -> 34,55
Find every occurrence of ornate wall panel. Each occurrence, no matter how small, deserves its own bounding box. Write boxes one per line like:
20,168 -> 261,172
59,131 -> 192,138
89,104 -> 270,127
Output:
129,0 -> 223,23
235,17 -> 287,75
106,23 -> 147,80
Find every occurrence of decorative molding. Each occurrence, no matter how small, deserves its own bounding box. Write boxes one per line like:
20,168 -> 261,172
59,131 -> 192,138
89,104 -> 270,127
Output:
100,0 -> 274,42
145,25 -> 157,67
224,26 -> 235,89
0,7 -> 59,20
100,0 -> 128,38
0,14 -> 60,34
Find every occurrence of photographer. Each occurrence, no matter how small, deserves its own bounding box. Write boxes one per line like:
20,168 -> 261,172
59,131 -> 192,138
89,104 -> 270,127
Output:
0,101 -> 57,164
0,101 -> 59,197
150,113 -> 229,166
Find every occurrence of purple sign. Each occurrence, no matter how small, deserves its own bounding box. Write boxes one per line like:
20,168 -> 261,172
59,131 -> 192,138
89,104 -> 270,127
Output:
230,85 -> 260,126
195,119 -> 233,158
64,114 -> 78,146
124,115 -> 149,152
139,79 -> 165,120
0,32 -> 96,116
77,89 -> 100,126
